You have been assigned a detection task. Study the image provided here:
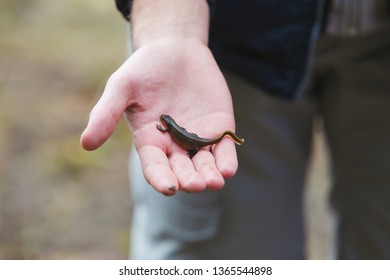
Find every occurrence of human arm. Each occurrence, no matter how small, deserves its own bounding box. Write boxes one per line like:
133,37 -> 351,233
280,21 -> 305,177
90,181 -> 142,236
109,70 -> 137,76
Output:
80,0 -> 238,195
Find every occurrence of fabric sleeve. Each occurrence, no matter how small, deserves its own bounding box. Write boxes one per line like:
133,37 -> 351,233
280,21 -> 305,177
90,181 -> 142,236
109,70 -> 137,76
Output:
114,0 -> 215,21
115,0 -> 132,20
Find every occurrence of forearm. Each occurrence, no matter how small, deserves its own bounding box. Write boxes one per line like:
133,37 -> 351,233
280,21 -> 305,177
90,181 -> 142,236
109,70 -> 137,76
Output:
131,0 -> 210,49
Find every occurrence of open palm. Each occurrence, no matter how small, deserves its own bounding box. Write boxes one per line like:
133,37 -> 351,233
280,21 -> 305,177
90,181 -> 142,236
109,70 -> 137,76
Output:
81,40 -> 238,195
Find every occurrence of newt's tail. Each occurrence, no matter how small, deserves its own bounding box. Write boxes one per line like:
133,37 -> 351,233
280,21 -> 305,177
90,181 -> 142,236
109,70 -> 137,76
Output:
221,130 -> 245,145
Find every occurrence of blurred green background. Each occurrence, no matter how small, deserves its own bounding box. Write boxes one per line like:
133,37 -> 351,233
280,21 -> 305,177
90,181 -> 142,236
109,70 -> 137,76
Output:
0,0 -> 332,259
0,0 -> 132,259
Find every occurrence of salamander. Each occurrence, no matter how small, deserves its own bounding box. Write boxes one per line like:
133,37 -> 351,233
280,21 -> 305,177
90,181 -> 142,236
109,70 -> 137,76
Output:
156,114 -> 244,157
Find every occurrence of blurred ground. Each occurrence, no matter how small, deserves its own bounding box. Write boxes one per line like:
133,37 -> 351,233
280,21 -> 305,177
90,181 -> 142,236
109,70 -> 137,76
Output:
0,0 -> 332,259
0,0 -> 131,259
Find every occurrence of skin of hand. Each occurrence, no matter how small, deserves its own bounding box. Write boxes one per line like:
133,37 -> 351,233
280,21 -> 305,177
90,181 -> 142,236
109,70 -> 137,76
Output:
80,39 -> 238,195
81,0 -> 238,195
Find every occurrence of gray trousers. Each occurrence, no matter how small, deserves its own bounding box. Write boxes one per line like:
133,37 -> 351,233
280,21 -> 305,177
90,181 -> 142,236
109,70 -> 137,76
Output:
129,29 -> 390,259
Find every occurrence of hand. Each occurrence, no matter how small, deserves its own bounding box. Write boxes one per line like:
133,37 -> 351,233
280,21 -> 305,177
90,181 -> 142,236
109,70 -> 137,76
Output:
80,40 -> 238,195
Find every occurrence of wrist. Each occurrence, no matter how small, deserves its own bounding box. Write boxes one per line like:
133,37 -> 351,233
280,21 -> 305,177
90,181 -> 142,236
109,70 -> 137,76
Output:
131,0 -> 210,50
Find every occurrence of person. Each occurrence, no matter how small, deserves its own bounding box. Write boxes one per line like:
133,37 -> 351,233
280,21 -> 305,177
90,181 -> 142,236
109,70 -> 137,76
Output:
81,0 -> 390,259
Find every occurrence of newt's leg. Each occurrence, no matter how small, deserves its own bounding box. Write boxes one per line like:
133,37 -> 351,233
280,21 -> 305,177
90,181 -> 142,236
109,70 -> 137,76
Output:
156,124 -> 168,132
188,147 -> 200,158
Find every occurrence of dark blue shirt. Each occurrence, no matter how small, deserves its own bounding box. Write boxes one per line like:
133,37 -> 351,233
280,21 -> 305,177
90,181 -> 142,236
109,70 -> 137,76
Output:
115,0 -> 389,99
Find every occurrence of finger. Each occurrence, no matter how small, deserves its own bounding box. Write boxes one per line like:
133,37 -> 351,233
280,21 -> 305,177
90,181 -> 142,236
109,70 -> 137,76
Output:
192,149 -> 225,191
80,74 -> 131,151
213,138 -> 239,178
138,145 -> 179,196
169,151 -> 207,193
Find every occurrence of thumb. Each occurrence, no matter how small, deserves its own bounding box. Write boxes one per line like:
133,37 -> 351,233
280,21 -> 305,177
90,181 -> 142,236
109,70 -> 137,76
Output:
80,74 -> 132,151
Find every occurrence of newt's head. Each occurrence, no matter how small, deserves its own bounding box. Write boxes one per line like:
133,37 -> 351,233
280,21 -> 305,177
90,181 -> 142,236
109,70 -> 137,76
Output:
160,115 -> 173,125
